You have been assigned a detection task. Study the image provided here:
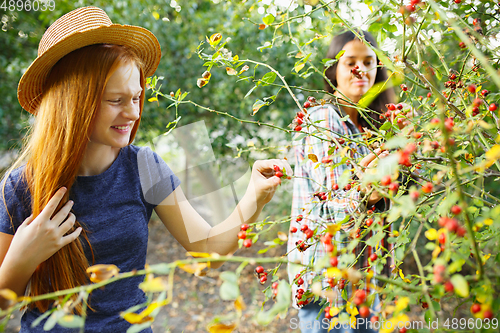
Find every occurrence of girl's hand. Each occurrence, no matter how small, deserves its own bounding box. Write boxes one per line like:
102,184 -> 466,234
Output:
245,159 -> 293,206
6,187 -> 82,271
356,149 -> 390,206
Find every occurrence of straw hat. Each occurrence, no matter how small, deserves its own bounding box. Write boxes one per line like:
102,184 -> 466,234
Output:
17,6 -> 161,114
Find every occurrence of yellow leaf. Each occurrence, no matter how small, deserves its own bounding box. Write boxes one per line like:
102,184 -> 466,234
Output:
451,274 -> 470,298
197,78 -> 208,88
395,297 -> 409,313
234,295 -> 246,312
294,63 -> 305,73
226,67 -> 238,76
148,97 -> 158,102
178,262 -> 208,276
329,307 -> 340,317
152,11 -> 160,20
209,33 -> 222,45
484,144 -> 500,168
277,231 -> 288,241
432,246 -> 441,259
392,230 -> 399,237
308,154 -> 318,163
304,0 -> 319,5
0,289 -> 17,301
187,252 -> 211,258
247,140 -> 255,147
86,264 -> 120,283
425,228 -> 437,240
327,223 -> 341,234
380,314 -> 410,333
329,318 -> 339,331
233,55 -> 239,61
207,322 -> 237,333
325,267 -> 342,280
483,218 -> 493,226
398,269 -> 411,283
139,277 -> 167,293
477,120 -> 493,129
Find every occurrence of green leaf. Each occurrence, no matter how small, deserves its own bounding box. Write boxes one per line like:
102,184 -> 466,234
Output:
220,271 -> 238,284
451,274 -> 469,298
43,310 -> 65,331
31,309 -> 54,328
255,280 -> 291,325
335,50 -> 346,60
127,322 -> 154,333
262,14 -> 275,25
379,121 -> 392,131
365,231 -> 385,247
261,72 -> 277,86
57,315 -> 84,329
220,280 -> 240,300
252,100 -> 267,115
244,85 -> 258,98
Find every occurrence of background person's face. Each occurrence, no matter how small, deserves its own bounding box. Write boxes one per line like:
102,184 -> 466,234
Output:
334,39 -> 377,103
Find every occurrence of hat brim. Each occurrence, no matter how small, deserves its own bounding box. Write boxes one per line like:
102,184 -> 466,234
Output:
17,24 -> 161,114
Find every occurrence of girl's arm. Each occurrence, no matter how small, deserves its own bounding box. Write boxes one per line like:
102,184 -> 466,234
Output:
154,159 -> 292,268
0,187 -> 81,310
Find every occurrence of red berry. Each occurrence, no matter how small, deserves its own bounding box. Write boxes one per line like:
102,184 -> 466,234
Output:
353,297 -> 363,306
473,18 -> 479,26
400,84 -> 408,91
438,233 -> 446,244
446,218 -> 459,233
381,175 -> 392,186
471,303 -> 481,314
389,182 -> 399,192
365,218 -> 373,227
410,191 -> 420,201
468,84 -> 476,93
481,89 -> 489,96
371,316 -> 379,324
483,310 -> 493,320
344,183 -> 352,191
240,224 -> 249,231
290,226 -> 297,233
451,205 -> 462,215
255,266 -> 264,274
332,183 -> 339,190
456,226 -> 467,237
449,73 -> 457,80
295,117 -> 303,126
296,111 -> 305,119
237,231 -> 247,239
459,41 -> 466,48
295,125 -> 302,131
260,275 -> 267,284
427,92 -> 432,98
444,281 -> 454,292
355,289 -> 366,302
472,106 -> 480,116
296,278 -> 304,286
422,182 -> 433,193
387,103 -> 396,111
337,138 -> 345,145
399,328 -> 407,333
430,118 -> 440,125
296,214 -> 303,222
304,101 -> 311,108
324,306 -> 332,319
489,103 -> 498,112
275,170 -> 283,178
300,224 -> 309,232
308,96 -> 316,102
305,229 -> 314,239
370,253 -> 378,261
359,305 -> 370,318
330,256 -> 338,267
455,0 -> 461,3
243,239 -> 252,247
272,281 -> 279,289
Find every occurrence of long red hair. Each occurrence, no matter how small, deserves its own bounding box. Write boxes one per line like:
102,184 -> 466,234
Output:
3,44 -> 145,313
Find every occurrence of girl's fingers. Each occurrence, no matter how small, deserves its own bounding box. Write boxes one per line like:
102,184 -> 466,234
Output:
58,213 -> 76,236
37,187 -> 67,221
50,200 -> 75,225
62,227 -> 82,247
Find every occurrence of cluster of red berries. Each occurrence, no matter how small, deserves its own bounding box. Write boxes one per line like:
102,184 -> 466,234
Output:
470,303 -> 494,319
239,224 -> 253,248
380,175 -> 399,193
409,181 -> 433,202
255,266 -> 268,284
438,215 -> 466,237
271,281 -> 279,297
320,231 -> 335,254
351,65 -> 362,79
273,165 -> 283,178
313,191 -> 328,201
299,223 -> 315,239
289,215 -> 303,233
379,103 -> 403,120
293,111 -> 305,132
295,240 -> 311,252
398,142 -> 417,167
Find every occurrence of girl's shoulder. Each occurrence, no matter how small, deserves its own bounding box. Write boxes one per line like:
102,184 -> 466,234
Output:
306,103 -> 343,122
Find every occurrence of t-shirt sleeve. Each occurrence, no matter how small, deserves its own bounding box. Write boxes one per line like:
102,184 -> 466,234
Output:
0,168 -> 31,235
136,146 -> 181,206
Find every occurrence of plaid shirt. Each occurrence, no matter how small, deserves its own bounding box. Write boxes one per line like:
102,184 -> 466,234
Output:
287,103 -> 394,310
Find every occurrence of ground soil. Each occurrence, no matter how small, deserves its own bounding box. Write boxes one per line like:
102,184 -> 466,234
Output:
3,217 -> 300,333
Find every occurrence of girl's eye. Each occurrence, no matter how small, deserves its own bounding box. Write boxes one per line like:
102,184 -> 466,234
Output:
133,96 -> 141,102
109,99 -> 120,103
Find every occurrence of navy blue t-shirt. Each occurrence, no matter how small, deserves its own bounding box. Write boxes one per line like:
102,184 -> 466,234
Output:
0,145 -> 181,332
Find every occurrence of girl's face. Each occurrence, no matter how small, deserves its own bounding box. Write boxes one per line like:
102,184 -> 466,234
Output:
334,39 -> 377,103
89,62 -> 142,150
